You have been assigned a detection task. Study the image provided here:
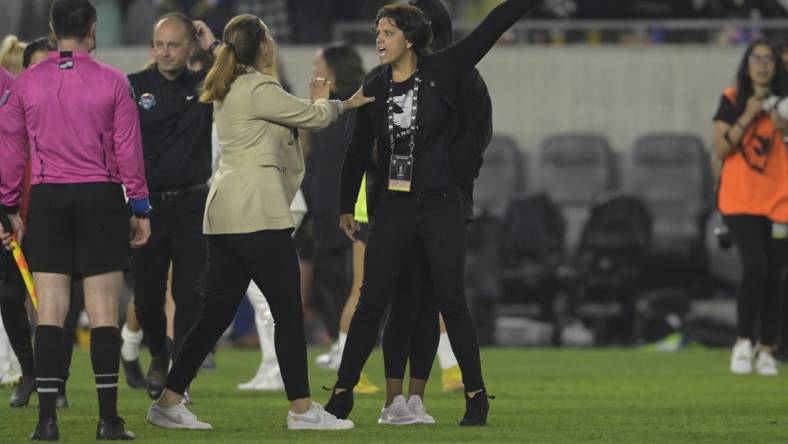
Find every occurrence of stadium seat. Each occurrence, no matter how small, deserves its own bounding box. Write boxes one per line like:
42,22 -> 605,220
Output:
473,134 -> 526,219
538,133 -> 615,252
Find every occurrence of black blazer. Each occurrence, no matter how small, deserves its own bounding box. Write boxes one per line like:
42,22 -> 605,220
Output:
339,0 -> 538,217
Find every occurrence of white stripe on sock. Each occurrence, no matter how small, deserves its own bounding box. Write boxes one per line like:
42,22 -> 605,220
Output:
37,388 -> 59,393
93,373 -> 119,378
96,383 -> 118,389
35,378 -> 64,382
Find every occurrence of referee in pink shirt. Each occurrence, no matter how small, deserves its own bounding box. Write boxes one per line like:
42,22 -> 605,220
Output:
0,0 -> 151,440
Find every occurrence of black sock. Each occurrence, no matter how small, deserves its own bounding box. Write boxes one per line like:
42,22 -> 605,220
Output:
90,327 -> 121,421
34,325 -> 65,423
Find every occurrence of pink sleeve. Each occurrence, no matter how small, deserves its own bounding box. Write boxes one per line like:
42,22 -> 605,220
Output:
111,73 -> 148,201
0,79 -> 30,212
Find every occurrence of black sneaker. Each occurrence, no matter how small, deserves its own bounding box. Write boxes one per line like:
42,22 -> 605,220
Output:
9,375 -> 35,408
96,417 -> 135,440
146,343 -> 171,400
324,387 -> 354,420
122,358 -> 146,389
459,389 -> 492,427
30,417 -> 59,441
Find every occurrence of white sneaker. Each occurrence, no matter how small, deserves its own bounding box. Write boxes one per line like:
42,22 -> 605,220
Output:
407,395 -> 435,424
315,342 -> 342,370
238,363 -> 284,391
378,395 -> 421,425
147,401 -> 212,430
730,339 -> 753,375
287,402 -> 354,430
756,351 -> 779,376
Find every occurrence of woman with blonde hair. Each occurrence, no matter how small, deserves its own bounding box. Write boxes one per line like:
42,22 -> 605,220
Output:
145,14 -> 372,431
0,35 -> 26,75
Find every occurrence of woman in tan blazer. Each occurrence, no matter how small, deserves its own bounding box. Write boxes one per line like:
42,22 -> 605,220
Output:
146,14 -> 372,431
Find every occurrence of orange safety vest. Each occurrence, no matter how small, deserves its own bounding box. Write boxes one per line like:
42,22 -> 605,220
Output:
718,87 -> 788,222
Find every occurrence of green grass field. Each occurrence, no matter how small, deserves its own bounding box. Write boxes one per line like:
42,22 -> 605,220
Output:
1,346 -> 786,443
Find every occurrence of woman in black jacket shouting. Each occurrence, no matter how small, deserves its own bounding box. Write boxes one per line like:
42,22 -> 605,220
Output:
327,0 -> 540,427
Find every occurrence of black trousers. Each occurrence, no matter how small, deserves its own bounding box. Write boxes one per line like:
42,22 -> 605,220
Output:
337,188 -> 484,392
382,245 -> 440,380
312,247 -> 352,339
164,229 -> 310,401
131,189 -> 207,359
725,215 -> 786,345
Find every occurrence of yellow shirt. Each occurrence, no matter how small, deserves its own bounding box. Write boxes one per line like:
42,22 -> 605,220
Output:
354,174 -> 368,224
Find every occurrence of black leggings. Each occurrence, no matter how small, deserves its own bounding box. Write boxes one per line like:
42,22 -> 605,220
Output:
724,215 -> 786,345
337,189 -> 484,392
164,229 -> 310,401
382,246 -> 440,381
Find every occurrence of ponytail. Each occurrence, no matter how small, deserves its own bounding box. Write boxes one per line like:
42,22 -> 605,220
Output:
199,13 -> 268,103
200,44 -> 243,102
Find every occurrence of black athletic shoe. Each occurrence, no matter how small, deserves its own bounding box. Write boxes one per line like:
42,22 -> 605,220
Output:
324,387 -> 354,420
146,343 -> 171,400
9,375 -> 35,408
459,390 -> 492,427
96,417 -> 135,440
30,417 -> 59,441
55,394 -> 68,409
122,358 -> 146,389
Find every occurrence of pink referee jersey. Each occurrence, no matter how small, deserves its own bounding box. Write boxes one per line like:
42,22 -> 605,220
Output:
0,51 -> 149,212
0,66 -> 12,96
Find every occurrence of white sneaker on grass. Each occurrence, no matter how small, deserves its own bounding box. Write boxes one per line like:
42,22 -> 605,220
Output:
378,395 -> 421,425
287,402 -> 354,430
238,363 -> 284,391
730,339 -> 753,375
407,395 -> 435,424
756,350 -> 779,376
315,342 -> 342,370
147,401 -> 212,429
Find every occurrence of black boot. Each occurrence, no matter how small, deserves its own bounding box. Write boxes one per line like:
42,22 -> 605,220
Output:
459,389 -> 492,426
9,375 -> 35,408
146,341 -> 171,400
324,387 -> 354,419
30,417 -> 59,441
121,358 -> 146,389
96,417 -> 135,440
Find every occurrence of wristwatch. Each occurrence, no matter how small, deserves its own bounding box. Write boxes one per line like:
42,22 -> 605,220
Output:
208,39 -> 223,55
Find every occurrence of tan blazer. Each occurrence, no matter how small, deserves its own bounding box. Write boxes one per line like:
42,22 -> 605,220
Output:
204,70 -> 341,234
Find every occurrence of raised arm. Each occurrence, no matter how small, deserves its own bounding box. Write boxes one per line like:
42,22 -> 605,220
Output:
444,0 -> 541,70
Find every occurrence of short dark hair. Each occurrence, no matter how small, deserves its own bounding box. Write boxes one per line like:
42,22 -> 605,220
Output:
23,37 -> 55,69
376,4 -> 433,56
51,0 -> 97,40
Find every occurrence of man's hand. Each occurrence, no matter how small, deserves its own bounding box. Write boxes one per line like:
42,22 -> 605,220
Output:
193,20 -> 217,52
129,217 -> 151,249
0,213 -> 25,250
339,214 -> 359,242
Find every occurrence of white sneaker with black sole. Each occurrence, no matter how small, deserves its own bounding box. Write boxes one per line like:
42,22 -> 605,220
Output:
287,402 -> 354,430
147,401 -> 212,429
730,339 -> 753,375
378,395 -> 421,425
407,395 -> 435,424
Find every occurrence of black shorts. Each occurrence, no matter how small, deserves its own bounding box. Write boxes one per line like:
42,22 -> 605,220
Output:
24,183 -> 131,276
356,223 -> 370,244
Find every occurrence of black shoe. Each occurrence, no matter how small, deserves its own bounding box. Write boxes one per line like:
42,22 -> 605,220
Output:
324,387 -> 354,419
122,359 -> 146,389
96,417 -> 135,440
30,417 -> 59,441
55,394 -> 68,409
10,375 -> 35,408
146,343 -> 171,400
459,390 -> 492,426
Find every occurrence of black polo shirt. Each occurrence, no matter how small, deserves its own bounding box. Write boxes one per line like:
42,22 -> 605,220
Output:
128,67 -> 213,192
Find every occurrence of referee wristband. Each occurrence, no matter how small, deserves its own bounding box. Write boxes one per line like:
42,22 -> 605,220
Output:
129,197 -> 153,218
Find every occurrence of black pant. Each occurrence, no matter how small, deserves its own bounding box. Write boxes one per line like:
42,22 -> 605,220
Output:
382,246 -> 440,380
312,247 -> 352,339
337,188 -> 484,392
164,229 -> 310,401
725,215 -> 786,345
131,189 -> 207,359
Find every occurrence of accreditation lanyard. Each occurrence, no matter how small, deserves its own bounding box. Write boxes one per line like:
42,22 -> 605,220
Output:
387,69 -> 421,192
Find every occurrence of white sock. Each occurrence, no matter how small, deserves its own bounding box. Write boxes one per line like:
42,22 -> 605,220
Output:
121,323 -> 143,361
338,332 -> 347,354
437,333 -> 458,370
